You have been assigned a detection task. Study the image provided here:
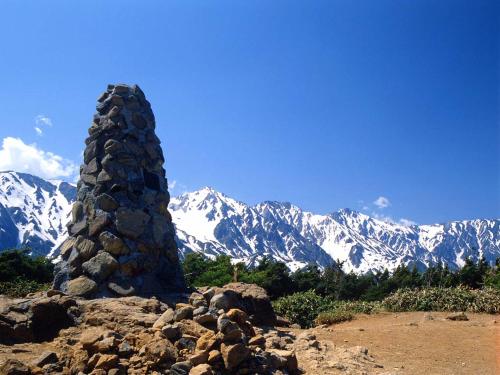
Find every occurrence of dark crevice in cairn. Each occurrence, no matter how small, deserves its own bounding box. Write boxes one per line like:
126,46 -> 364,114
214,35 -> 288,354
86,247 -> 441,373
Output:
54,83 -> 186,299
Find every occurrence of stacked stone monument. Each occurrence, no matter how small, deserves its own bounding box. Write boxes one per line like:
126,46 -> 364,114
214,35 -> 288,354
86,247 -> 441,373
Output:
54,84 -> 186,298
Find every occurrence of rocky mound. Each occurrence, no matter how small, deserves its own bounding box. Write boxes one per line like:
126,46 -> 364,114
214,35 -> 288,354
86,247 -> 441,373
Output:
54,83 -> 185,299
0,283 -> 302,374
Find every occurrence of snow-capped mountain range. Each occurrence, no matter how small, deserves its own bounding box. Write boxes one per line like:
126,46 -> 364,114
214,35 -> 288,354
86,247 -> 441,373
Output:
0,171 -> 499,273
0,172 -> 75,257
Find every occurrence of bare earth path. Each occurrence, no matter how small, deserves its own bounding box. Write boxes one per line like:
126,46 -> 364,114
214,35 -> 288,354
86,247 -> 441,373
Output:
296,311 -> 499,375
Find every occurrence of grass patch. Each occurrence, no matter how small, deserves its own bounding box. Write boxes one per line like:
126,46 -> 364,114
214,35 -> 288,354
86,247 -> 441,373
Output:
382,287 -> 500,314
272,290 -> 336,328
273,291 -> 383,328
315,310 -> 354,326
0,278 -> 51,298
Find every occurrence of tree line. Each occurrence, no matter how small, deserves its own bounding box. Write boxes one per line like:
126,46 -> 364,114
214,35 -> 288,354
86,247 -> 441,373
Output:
0,248 -> 498,300
182,252 -> 500,300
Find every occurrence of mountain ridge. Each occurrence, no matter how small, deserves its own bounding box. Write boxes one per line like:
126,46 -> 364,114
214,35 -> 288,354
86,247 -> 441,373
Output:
0,171 -> 498,273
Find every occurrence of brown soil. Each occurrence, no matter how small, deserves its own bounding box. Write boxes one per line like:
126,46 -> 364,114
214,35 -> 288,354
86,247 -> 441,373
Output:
1,311 -> 498,374
298,311 -> 499,375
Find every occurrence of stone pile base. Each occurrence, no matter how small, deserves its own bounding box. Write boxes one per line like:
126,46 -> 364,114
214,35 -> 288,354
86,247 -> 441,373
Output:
0,283 -> 301,374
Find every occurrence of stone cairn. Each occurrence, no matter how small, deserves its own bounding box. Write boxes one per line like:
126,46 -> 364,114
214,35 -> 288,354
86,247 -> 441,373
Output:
54,83 -> 186,298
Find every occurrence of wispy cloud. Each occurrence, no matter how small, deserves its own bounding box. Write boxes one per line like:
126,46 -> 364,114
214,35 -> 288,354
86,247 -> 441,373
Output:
34,115 -> 53,136
35,115 -> 53,127
373,196 -> 391,209
364,195 -> 416,226
168,179 -> 188,196
371,212 -> 394,223
0,137 -> 78,179
399,218 -> 417,226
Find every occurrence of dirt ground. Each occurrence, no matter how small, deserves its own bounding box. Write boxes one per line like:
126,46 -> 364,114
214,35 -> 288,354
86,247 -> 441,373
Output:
1,311 -> 498,374
300,311 -> 499,375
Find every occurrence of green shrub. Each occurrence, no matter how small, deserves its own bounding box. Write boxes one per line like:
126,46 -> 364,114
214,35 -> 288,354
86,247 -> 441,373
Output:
183,253 -> 233,288
0,278 -> 51,298
331,300 -> 383,315
382,287 -> 500,314
0,249 -> 54,283
315,310 -> 353,326
272,290 -> 335,328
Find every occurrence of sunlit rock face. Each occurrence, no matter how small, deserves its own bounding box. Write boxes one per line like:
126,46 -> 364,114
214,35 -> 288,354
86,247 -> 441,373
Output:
54,84 -> 186,298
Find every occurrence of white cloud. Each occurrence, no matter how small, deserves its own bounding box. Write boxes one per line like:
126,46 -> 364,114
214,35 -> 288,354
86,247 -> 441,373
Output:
35,115 -> 53,127
371,212 -> 417,227
399,218 -> 417,226
168,179 -> 188,196
0,137 -> 78,179
372,212 -> 394,223
373,196 -> 391,209
34,115 -> 53,136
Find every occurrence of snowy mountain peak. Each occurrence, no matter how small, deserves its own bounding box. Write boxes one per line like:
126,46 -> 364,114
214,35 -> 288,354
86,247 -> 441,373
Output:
0,173 -> 498,274
0,171 -> 76,257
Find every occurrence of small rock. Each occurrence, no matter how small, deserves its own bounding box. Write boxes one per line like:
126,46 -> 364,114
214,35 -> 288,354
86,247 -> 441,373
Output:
94,336 -> 119,353
174,305 -> 194,321
32,351 -> 58,368
108,106 -> 121,117
153,308 -> 175,330
268,349 -> 298,371
82,252 -> 118,282
138,338 -> 177,365
446,312 -> 469,321
209,291 -> 241,312
75,236 -> 97,260
99,231 -> 129,255
189,363 -> 213,375
202,288 -> 216,302
196,331 -> 219,352
118,340 -> 133,356
194,312 -> 217,326
207,350 -> 221,365
248,334 -> 266,348
107,281 -> 135,296
162,323 -> 181,340
226,308 -> 248,325
88,212 -> 111,236
220,343 -> 250,370
46,289 -> 65,297
193,306 -> 208,316
116,208 -> 150,239
189,292 -> 208,308
0,359 -> 30,375
95,354 -> 119,370
67,275 -> 98,297
171,361 -> 192,375
189,351 -> 209,366
80,328 -> 103,349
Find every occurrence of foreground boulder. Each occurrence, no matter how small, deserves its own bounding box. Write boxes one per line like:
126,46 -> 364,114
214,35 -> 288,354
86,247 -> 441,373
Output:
0,292 -> 78,344
54,83 -> 186,299
0,284 -> 298,374
205,282 -> 277,326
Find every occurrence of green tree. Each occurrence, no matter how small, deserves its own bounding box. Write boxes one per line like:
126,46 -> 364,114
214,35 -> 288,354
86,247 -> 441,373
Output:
240,257 -> 293,299
291,265 -> 322,293
457,257 -> 484,288
0,249 -> 54,283
182,253 -> 234,288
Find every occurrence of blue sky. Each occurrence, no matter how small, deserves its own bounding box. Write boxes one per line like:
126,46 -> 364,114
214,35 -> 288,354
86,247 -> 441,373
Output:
0,0 -> 498,224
